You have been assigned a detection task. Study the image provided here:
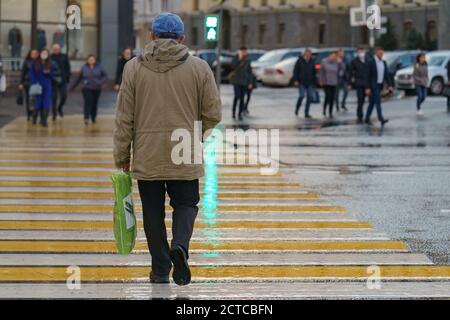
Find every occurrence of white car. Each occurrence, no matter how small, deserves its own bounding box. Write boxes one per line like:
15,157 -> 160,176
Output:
395,51 -> 450,95
252,48 -> 305,81
260,57 -> 298,87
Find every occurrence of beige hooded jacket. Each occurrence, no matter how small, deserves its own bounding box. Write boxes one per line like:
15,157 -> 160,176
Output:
113,39 -> 222,181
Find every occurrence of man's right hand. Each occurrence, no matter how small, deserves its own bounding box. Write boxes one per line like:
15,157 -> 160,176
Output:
294,81 -> 299,87
18,84 -> 23,91
365,89 -> 372,96
122,163 -> 130,172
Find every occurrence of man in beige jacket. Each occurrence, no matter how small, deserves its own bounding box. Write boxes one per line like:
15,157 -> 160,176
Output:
113,13 -> 221,286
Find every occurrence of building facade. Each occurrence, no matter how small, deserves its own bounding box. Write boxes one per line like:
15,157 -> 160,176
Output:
0,0 -> 133,77
176,0 -> 440,51
134,0 -> 182,50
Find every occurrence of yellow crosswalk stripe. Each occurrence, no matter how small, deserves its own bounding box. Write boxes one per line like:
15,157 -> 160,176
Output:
1,265 -> 448,282
0,170 -> 282,178
0,181 -> 301,188
0,220 -> 371,230
0,240 -> 406,253
0,161 -> 270,169
0,204 -> 345,213
0,192 -> 319,199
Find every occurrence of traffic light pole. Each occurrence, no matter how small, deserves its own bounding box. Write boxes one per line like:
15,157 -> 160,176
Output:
215,5 -> 224,91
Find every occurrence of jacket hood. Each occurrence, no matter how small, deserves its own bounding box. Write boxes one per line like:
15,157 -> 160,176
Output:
141,39 -> 189,73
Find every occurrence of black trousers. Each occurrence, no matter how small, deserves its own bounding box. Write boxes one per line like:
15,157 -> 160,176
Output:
355,86 -> 367,121
82,88 -> 101,122
138,180 -> 200,276
232,85 -> 247,117
244,88 -> 253,112
52,84 -> 68,117
323,85 -> 336,116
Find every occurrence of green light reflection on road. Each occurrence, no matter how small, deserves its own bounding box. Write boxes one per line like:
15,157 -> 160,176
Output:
201,132 -> 221,257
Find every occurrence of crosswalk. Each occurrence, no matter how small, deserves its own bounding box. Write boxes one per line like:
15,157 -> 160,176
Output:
0,115 -> 449,299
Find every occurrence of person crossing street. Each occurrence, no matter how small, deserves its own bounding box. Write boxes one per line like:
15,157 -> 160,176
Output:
349,47 -> 370,123
293,49 -> 316,119
113,13 -> 221,286
365,47 -> 393,126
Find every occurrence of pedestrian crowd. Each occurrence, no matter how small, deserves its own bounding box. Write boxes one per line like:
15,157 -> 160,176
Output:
16,44 -> 133,127
229,46 -> 450,126
10,37 -> 450,128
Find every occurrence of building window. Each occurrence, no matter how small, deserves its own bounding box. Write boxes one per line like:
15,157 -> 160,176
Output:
0,0 -> 99,70
193,0 -> 199,11
243,0 -> 249,7
277,23 -> 285,44
258,24 -> 265,45
0,0 -> 32,66
161,0 -> 168,11
241,24 -> 248,46
319,22 -> 325,44
403,20 -> 413,35
261,0 -> 268,7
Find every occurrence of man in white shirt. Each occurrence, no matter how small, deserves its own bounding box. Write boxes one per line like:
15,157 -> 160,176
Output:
365,47 -> 393,126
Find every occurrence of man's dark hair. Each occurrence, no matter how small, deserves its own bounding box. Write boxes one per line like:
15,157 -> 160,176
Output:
156,32 -> 180,40
375,46 -> 384,52
240,46 -> 248,51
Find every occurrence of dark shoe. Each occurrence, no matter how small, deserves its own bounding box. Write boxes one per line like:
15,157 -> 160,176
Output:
170,245 -> 191,286
364,119 -> 371,125
381,119 -> 389,126
58,109 -> 64,118
305,114 -> 312,119
342,106 -> 348,111
357,118 -> 363,124
232,114 -> 236,120
84,119 -> 89,126
52,114 -> 57,121
238,115 -> 243,121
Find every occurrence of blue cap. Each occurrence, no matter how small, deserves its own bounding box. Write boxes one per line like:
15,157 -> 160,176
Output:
152,12 -> 184,39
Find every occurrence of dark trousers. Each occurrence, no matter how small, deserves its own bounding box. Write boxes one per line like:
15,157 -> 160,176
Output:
232,85 -> 247,117
415,85 -> 427,111
52,84 -> 68,117
355,86 -> 366,121
24,86 -> 32,120
244,88 -> 253,112
296,84 -> 314,116
336,78 -> 349,110
366,84 -> 385,122
138,180 -> 200,276
447,96 -> 450,112
323,85 -> 336,117
82,88 -> 101,122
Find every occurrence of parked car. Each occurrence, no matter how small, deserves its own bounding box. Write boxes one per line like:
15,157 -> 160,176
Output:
383,50 -> 421,83
395,51 -> 450,95
195,49 -> 218,68
213,49 -> 266,81
260,57 -> 298,87
252,48 -> 307,81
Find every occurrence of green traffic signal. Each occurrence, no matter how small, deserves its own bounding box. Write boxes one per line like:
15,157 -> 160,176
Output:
205,15 -> 220,42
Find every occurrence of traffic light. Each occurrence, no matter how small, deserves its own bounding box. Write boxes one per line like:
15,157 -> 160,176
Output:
204,14 -> 220,42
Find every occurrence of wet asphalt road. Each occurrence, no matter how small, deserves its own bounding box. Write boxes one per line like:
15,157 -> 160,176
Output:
1,85 -> 449,265
221,85 -> 450,265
